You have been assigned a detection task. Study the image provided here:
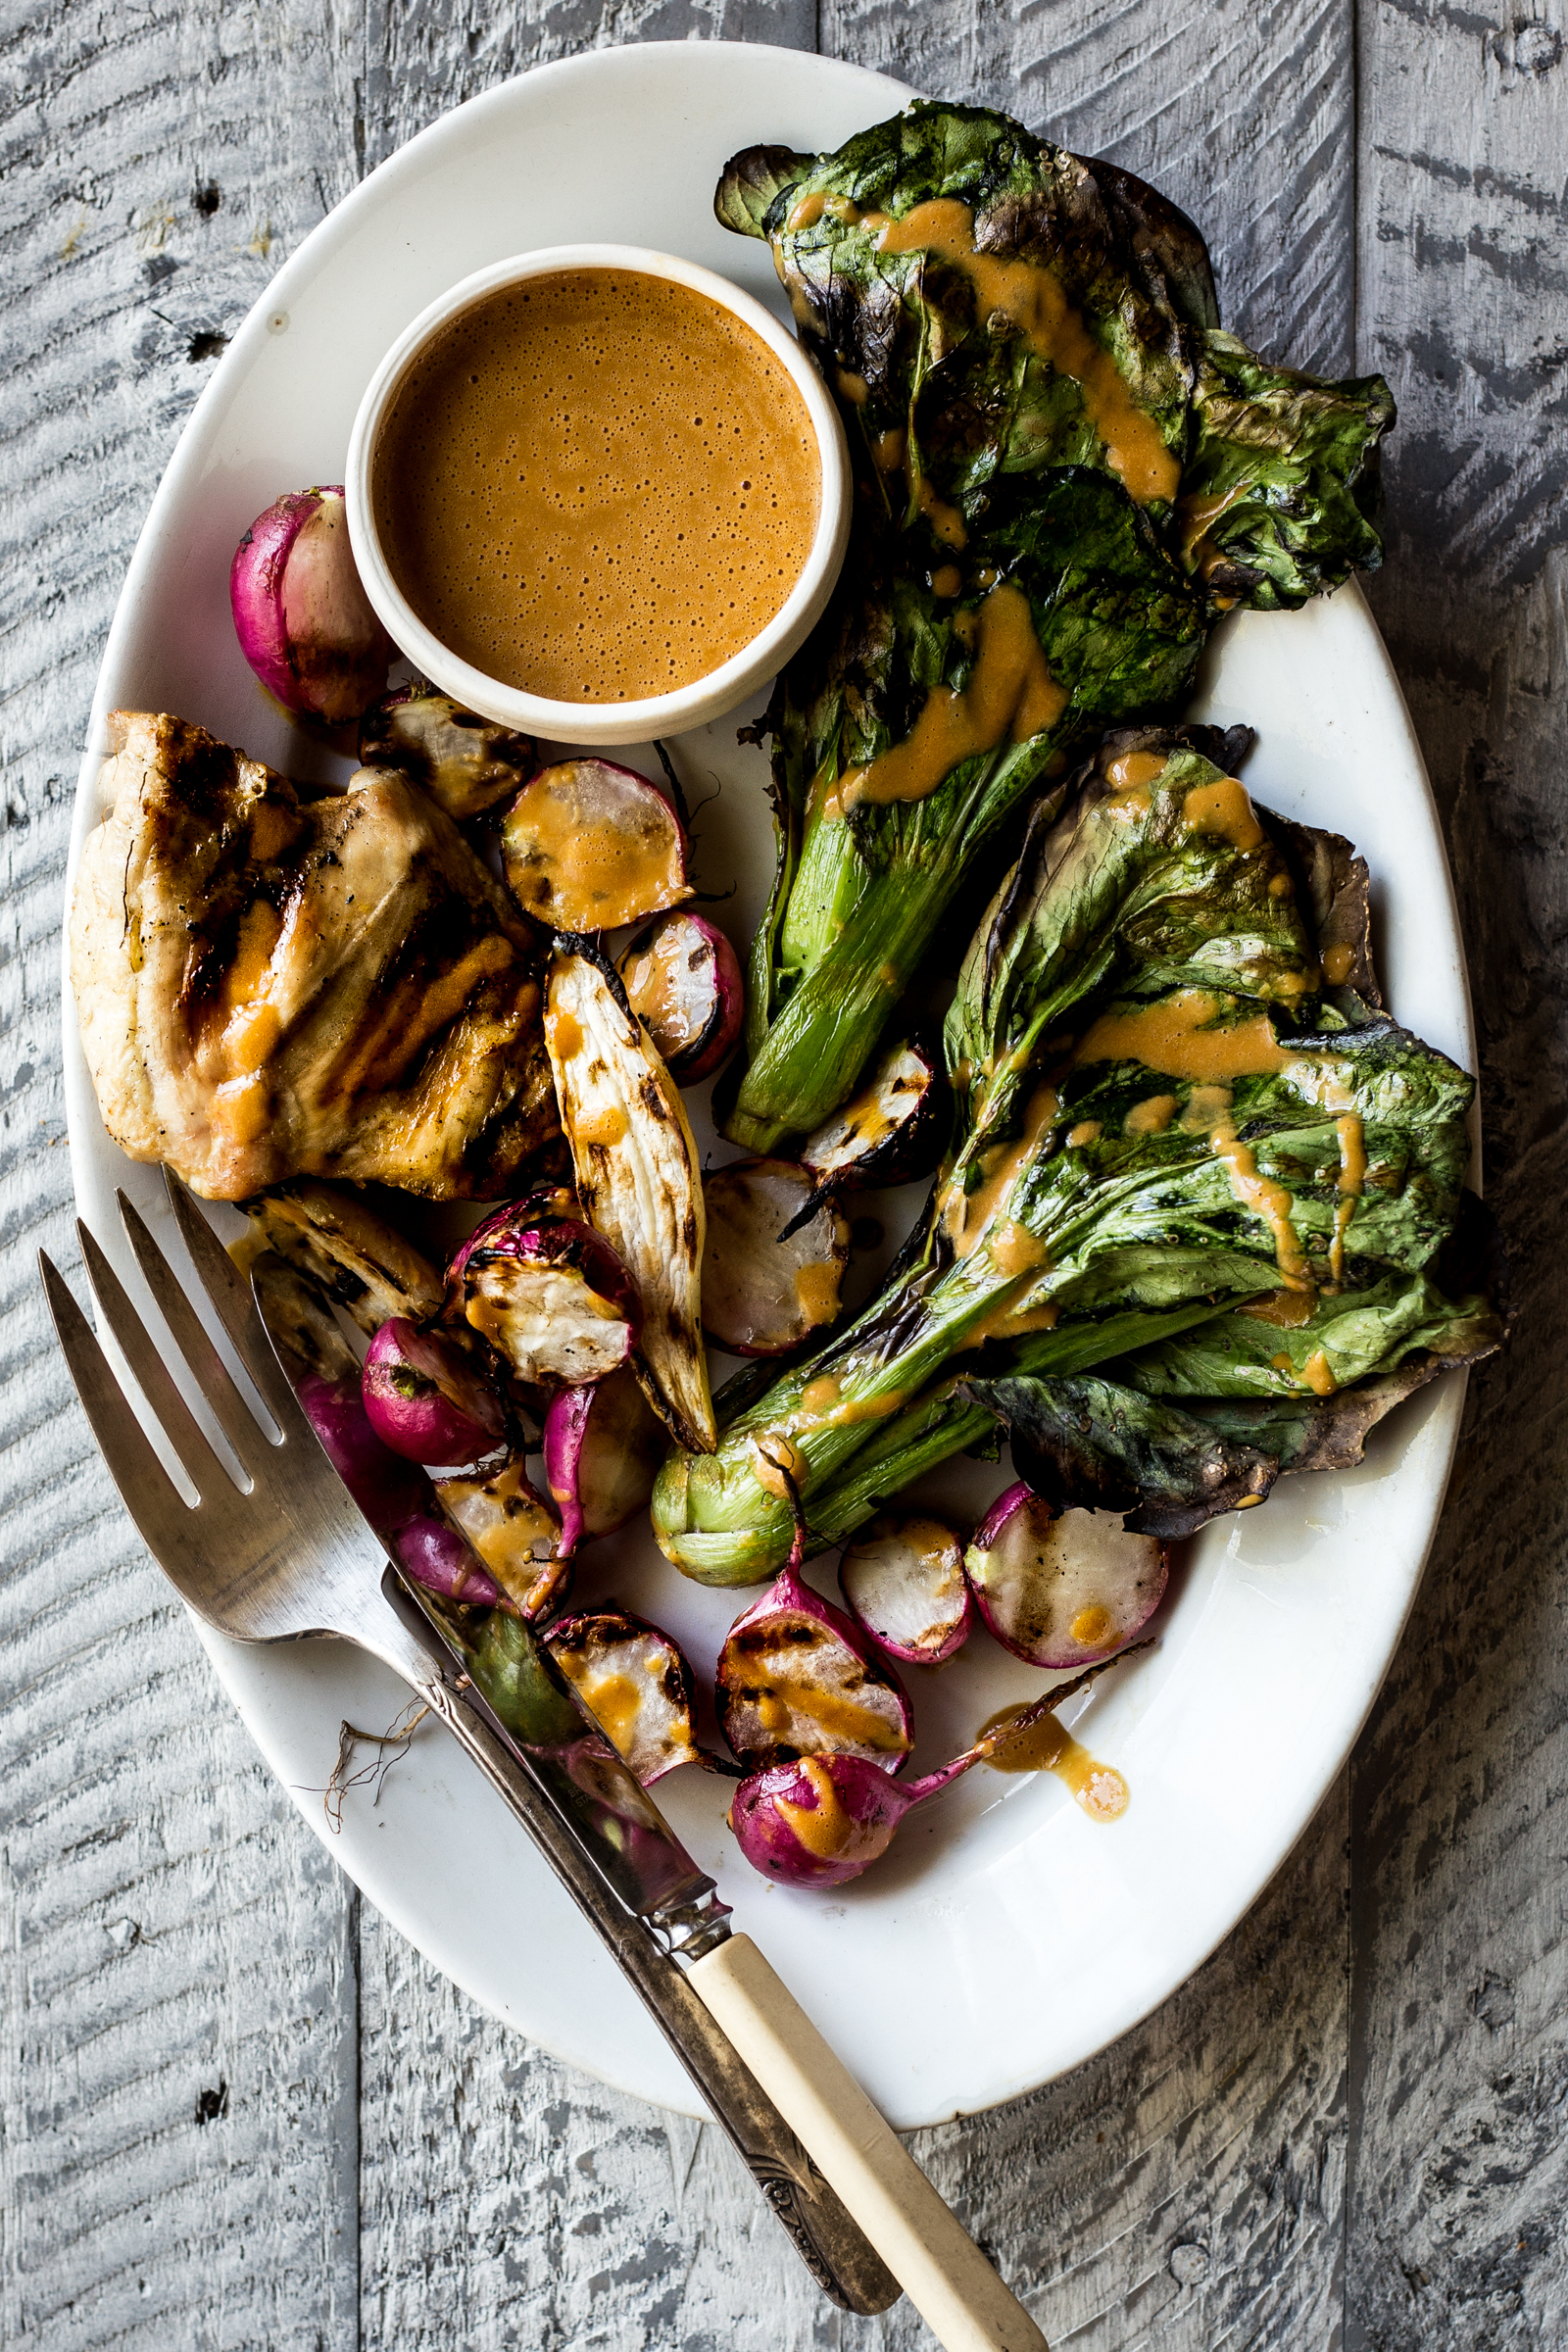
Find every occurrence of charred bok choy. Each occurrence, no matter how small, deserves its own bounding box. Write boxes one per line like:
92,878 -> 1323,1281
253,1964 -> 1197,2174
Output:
713,101 -> 1396,1151
652,728 -> 1502,1584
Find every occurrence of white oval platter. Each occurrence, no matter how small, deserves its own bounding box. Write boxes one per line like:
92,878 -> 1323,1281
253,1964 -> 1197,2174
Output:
62,40 -> 1472,2129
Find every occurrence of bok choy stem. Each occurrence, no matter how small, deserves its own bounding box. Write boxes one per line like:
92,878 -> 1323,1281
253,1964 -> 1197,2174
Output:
652,734 -> 1494,1586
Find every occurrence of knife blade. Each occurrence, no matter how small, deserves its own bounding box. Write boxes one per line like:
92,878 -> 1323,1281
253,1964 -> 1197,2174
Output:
387,1565 -> 726,1941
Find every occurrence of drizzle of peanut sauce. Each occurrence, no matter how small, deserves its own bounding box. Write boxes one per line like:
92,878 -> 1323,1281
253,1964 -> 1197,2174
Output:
938,1080 -> 1060,1258
866,200 -> 1180,505
1071,991 -> 1294,1087
795,1374 -> 906,1432
1237,1287 -> 1318,1328
1124,1093 -> 1179,1137
834,583 -> 1066,813
505,763 -> 687,930
1071,993 -> 1312,1287
980,1701 -> 1130,1819
1104,750 -> 1169,794
750,1433 -> 807,1498
743,1682 -> 908,1752
574,1104 -> 627,1147
1181,774 -> 1266,855
771,1756 -> 887,1863
1329,1111 -> 1367,1285
794,1258 -> 844,1326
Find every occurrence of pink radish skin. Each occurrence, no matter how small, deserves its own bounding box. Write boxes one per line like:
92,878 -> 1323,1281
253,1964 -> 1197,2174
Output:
434,1452 -> 570,1620
839,1513 -> 973,1667
965,1483 -> 1168,1668
716,1549 -> 912,1776
230,487 -> 393,725
617,911 -> 745,1087
362,1317 -> 507,1466
547,1609 -> 708,1785
542,1365 -> 668,1553
501,759 -> 691,932
299,1372 -> 426,1530
729,1699 -> 1053,1889
700,1159 -> 849,1356
442,1188 -> 578,1305
391,1509 -> 511,1611
454,1204 -> 640,1390
799,1038 -> 945,1195
296,1373 -> 508,1610
727,1651 -> 1145,1888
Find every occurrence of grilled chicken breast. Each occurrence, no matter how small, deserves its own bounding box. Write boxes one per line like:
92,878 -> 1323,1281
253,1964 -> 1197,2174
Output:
71,710 -> 559,1200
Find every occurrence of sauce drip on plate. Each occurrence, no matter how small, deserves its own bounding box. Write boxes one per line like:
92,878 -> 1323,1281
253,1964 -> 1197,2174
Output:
981,1699 -> 1130,1820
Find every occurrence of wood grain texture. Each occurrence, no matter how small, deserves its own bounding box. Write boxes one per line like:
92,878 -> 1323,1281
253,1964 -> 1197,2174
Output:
353,1792 -> 1348,2352
0,3 -> 363,2346
818,0 -> 1356,369
2,1 -> 1559,2347
1348,3 -> 1568,2345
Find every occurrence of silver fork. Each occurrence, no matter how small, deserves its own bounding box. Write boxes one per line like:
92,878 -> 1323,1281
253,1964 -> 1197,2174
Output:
39,1169 -> 898,2317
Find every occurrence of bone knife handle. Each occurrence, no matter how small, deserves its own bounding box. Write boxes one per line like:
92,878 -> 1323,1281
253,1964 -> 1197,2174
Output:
687,1934 -> 1050,2352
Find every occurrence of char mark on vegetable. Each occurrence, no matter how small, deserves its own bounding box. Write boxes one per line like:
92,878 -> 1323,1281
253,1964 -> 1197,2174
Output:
712,101 -> 1396,1153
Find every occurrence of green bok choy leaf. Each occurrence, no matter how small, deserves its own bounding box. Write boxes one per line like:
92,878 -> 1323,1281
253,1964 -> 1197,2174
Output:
651,730 -> 1497,1584
714,100 -> 1396,1149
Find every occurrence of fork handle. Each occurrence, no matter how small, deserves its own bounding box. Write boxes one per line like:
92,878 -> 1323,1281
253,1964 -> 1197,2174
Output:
396,1660 -> 901,2317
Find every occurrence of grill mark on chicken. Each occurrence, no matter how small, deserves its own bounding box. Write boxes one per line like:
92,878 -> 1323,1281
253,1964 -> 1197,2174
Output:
72,711 -> 559,1200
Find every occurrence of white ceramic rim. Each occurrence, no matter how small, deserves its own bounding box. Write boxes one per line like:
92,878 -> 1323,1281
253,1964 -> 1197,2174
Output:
344,241 -> 852,747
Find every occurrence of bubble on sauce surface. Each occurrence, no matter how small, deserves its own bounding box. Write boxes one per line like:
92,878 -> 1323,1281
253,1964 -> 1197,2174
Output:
373,270 -> 820,703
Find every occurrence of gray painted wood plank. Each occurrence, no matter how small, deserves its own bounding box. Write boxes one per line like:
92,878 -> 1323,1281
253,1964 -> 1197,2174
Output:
1347,3 -> 1568,2345
353,1791 -> 1348,2351
818,0 -> 1357,370
0,3 -> 365,2346
355,0 -> 815,179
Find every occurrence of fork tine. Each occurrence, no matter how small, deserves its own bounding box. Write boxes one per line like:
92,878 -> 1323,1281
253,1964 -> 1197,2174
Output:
77,1221 -> 242,1499
119,1192 -> 281,1475
39,1250 -> 206,1583
159,1167 -> 302,1435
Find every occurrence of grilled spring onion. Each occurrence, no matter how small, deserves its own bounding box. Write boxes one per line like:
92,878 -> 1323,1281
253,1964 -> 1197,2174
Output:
652,732 -> 1498,1585
546,945 -> 716,1454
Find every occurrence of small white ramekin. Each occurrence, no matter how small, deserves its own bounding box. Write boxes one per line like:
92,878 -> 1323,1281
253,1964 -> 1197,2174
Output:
345,245 -> 850,748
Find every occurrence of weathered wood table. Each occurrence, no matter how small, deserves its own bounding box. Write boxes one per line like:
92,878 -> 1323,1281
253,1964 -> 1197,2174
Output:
2,3 -> 1563,2344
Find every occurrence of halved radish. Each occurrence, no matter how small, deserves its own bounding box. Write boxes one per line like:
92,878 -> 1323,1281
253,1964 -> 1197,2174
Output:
453,1202 -> 640,1390
616,910 -> 744,1087
839,1513 -> 972,1666
433,1450 -> 570,1620
362,1316 -> 507,1466
716,1550 -> 913,1775
701,1159 -> 849,1356
542,1365 -> 669,1552
501,759 -> 690,932
728,1652 -> 1135,1889
799,1037 -> 946,1195
964,1483 -> 1167,1668
546,1609 -> 708,1785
